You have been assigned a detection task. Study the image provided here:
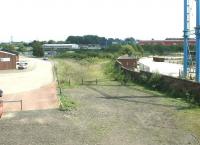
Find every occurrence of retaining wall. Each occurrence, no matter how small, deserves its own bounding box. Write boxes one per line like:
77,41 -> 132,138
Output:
116,60 -> 200,103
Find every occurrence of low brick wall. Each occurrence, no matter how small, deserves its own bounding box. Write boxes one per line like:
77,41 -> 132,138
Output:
116,60 -> 200,104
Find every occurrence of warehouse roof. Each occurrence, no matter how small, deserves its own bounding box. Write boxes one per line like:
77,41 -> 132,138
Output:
43,44 -> 78,46
0,51 -> 17,56
118,55 -> 137,60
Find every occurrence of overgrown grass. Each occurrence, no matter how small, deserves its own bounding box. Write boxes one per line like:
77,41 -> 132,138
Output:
54,57 -> 110,88
177,108 -> 200,137
59,95 -> 77,111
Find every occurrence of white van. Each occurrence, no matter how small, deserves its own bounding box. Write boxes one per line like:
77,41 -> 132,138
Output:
16,61 -> 28,69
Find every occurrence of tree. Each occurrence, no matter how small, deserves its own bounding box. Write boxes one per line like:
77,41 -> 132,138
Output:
124,37 -> 136,45
120,44 -> 135,56
31,41 -> 44,57
48,40 -> 56,44
0,44 -> 16,51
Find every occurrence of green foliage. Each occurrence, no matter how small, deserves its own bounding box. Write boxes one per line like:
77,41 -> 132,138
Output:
141,44 -> 184,56
148,72 -> 161,89
55,58 -> 108,87
0,44 -> 16,51
105,44 -> 143,58
104,61 -> 125,82
139,74 -> 148,84
120,45 -> 135,56
59,95 -> 77,111
56,50 -> 115,60
31,41 -> 44,57
66,35 -> 104,45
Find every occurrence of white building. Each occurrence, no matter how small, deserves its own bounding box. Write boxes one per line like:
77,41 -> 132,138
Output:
43,44 -> 79,50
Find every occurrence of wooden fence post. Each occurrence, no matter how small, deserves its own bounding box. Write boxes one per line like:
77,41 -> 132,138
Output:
82,78 -> 83,85
20,100 -> 22,111
96,79 -> 97,85
59,87 -> 62,95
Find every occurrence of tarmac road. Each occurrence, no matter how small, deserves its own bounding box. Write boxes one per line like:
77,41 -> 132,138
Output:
0,57 -> 54,95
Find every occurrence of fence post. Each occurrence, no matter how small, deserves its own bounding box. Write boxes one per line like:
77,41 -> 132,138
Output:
69,79 -> 71,86
82,78 -> 83,85
96,79 -> 97,85
59,87 -> 62,95
20,100 -> 22,111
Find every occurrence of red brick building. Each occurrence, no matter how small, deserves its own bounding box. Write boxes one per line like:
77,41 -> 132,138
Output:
117,55 -> 138,70
138,39 -> 195,46
0,51 -> 19,70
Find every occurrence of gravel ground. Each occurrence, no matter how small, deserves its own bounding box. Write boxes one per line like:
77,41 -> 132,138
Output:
0,84 -> 199,145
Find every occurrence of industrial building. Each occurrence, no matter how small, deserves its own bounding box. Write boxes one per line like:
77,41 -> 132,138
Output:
43,44 -> 79,50
43,44 -> 79,56
0,51 -> 19,70
117,55 -> 138,70
138,39 -> 195,46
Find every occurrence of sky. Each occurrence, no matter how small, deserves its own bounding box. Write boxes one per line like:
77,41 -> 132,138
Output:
0,0 -> 197,42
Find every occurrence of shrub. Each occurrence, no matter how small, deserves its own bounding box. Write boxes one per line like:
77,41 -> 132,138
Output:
59,95 -> 77,111
148,72 -> 161,89
138,74 -> 148,84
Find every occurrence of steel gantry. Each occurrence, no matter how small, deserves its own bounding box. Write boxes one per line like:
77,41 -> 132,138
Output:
196,0 -> 200,82
183,0 -> 190,78
184,0 -> 200,82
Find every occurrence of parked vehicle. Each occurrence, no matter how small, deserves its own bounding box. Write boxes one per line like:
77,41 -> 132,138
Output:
43,57 -> 48,60
16,61 -> 28,69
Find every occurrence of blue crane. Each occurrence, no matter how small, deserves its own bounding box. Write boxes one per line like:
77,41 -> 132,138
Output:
184,0 -> 200,82
196,0 -> 200,82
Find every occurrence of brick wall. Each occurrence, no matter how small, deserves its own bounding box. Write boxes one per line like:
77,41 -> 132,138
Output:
116,60 -> 200,103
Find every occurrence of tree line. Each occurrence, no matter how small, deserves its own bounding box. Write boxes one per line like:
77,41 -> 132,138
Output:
0,35 -> 190,57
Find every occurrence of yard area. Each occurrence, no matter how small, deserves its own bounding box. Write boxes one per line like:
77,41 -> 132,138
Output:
0,83 -> 200,145
0,58 -> 200,145
0,56 -> 58,112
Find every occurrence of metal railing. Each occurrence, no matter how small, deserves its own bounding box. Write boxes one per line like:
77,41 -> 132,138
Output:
2,100 -> 23,111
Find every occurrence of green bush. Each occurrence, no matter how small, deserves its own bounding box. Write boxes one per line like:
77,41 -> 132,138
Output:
148,72 -> 161,89
138,74 -> 148,84
59,95 -> 77,111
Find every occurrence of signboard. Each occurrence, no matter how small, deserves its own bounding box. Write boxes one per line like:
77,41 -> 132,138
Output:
0,58 -> 10,62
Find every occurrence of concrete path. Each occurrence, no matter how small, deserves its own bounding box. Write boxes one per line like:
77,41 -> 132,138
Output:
0,57 -> 58,112
2,83 -> 58,112
0,57 -> 54,95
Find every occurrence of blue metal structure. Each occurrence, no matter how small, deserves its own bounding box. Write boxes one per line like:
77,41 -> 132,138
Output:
184,0 -> 190,78
196,0 -> 200,82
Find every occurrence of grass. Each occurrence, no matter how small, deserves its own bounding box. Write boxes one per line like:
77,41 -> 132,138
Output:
59,95 -> 77,111
54,57 -> 200,139
53,58 -> 110,88
176,108 -> 200,138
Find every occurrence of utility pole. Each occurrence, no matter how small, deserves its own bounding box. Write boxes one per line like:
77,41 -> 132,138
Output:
196,0 -> 200,82
184,0 -> 190,78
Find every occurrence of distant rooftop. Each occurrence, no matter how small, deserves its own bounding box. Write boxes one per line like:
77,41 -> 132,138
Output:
43,44 -> 78,46
0,50 -> 17,56
118,54 -> 137,60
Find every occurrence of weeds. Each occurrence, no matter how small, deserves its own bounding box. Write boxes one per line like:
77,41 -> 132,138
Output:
59,95 -> 77,111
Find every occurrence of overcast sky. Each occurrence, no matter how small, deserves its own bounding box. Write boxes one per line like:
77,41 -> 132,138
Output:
0,0 -> 197,42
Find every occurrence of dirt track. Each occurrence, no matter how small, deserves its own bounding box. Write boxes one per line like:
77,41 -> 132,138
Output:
0,84 -> 199,145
